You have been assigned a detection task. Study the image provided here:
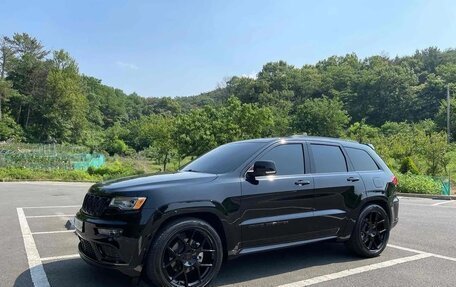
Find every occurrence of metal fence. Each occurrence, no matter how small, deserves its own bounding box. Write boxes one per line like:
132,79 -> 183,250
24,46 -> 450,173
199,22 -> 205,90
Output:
0,143 -> 105,170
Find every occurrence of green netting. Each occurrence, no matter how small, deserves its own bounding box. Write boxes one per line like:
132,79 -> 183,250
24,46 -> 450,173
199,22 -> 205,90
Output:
73,154 -> 105,170
0,143 -> 105,171
432,176 -> 451,196
441,179 -> 451,196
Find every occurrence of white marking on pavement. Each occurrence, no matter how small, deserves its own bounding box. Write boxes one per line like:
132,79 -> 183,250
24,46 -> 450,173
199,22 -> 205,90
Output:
276,253 -> 432,287
388,244 -> 456,262
40,254 -> 80,262
16,208 -> 51,287
32,230 -> 75,235
432,200 -> 453,206
26,214 -> 74,218
22,205 -> 80,209
400,203 -> 456,209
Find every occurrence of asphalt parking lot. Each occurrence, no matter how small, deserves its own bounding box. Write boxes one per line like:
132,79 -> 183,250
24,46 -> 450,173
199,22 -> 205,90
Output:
2,182 -> 456,287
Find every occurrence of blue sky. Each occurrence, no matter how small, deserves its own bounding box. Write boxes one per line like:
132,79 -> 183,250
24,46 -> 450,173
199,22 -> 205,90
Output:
1,0 -> 455,97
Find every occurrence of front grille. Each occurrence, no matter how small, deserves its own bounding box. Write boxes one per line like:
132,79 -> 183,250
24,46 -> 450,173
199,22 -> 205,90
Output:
79,238 -> 97,259
81,193 -> 111,216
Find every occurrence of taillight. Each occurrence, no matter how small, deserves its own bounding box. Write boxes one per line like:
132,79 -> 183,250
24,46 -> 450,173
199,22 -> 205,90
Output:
392,176 -> 398,186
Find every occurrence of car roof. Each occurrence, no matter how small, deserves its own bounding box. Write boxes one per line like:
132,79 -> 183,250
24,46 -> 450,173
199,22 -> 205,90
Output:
234,136 -> 365,148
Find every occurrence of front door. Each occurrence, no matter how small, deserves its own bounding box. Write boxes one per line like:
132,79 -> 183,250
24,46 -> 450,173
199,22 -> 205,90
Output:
240,143 -> 315,249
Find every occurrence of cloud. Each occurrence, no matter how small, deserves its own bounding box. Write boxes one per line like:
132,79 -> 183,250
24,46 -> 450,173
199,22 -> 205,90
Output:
116,61 -> 139,70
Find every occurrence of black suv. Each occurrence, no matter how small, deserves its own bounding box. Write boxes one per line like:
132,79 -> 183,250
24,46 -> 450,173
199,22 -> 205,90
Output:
75,136 -> 399,287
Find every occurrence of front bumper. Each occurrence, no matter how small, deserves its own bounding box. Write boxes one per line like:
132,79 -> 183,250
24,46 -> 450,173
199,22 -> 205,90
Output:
74,211 -> 148,277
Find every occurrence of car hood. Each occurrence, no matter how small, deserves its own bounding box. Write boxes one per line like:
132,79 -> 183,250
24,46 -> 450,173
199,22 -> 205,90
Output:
90,171 -> 218,194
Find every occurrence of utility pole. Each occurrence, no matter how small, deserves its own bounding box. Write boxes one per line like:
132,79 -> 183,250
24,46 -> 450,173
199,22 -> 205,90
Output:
447,84 -> 451,143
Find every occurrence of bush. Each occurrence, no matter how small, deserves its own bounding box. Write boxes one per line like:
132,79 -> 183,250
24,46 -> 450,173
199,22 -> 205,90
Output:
396,173 -> 442,194
399,157 -> 419,174
0,167 -> 100,182
104,139 -> 128,156
0,114 -> 24,141
87,160 -> 144,179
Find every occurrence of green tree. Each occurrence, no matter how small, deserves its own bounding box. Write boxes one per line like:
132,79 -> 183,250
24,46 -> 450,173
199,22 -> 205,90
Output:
40,50 -> 88,142
420,131 -> 449,176
142,116 -> 176,171
0,113 -> 24,141
347,120 -> 380,143
435,94 -> 456,141
293,96 -> 350,137
174,97 -> 275,158
0,37 -> 14,79
5,33 -> 49,130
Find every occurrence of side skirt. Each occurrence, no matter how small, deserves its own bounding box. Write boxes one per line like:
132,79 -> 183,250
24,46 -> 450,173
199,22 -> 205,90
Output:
235,236 -> 337,256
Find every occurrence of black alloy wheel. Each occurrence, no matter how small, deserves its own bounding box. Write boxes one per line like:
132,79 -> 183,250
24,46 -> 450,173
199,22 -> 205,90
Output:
346,204 -> 390,257
147,218 -> 223,287
360,210 -> 388,252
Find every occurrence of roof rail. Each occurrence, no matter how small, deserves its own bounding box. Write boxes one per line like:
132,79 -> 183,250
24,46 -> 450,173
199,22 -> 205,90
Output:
365,143 -> 376,150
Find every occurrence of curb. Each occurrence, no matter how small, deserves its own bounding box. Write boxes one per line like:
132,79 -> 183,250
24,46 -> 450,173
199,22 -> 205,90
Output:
397,192 -> 456,200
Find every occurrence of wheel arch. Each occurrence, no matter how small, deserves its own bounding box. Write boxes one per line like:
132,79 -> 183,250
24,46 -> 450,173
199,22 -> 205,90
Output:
359,196 -> 391,225
145,203 -> 234,262
339,196 -> 391,240
155,211 -> 228,258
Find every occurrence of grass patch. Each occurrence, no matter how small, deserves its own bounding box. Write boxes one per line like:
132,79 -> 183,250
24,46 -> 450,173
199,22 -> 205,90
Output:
396,173 -> 442,194
0,167 -> 101,182
0,155 -> 173,182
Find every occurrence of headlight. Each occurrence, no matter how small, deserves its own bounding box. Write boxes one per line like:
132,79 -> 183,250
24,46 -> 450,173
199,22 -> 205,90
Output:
109,197 -> 147,210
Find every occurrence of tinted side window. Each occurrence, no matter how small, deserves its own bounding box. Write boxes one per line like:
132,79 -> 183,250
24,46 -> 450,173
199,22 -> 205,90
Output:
260,144 -> 304,175
346,147 -> 379,171
183,142 -> 267,174
310,144 -> 347,173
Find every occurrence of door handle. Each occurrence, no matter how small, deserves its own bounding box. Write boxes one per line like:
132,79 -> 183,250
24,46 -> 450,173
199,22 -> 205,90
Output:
295,180 -> 311,186
347,177 -> 360,182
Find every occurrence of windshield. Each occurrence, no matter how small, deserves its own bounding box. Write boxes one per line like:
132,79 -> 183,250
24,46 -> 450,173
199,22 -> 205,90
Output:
181,142 -> 267,174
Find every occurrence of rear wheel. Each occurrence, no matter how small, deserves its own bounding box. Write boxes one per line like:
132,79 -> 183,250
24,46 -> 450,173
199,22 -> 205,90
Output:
346,204 -> 390,257
146,218 -> 223,287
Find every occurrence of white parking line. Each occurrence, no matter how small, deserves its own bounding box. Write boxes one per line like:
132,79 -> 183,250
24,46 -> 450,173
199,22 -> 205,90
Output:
16,207 -> 51,287
400,203 -> 456,209
26,214 -> 74,218
276,253 -> 432,287
41,254 -> 80,262
388,244 -> 456,262
22,205 -> 80,209
432,200 -> 453,206
32,230 -> 75,235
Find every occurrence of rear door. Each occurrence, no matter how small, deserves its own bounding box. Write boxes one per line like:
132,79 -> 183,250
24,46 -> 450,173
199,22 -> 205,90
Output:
308,142 -> 365,238
240,143 -> 315,249
345,146 -> 386,194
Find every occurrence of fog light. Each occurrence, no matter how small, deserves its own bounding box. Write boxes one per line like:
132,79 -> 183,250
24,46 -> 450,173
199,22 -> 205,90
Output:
97,228 -> 123,237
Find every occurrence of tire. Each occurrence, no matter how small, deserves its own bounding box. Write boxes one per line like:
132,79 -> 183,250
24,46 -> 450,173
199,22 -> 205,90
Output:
346,204 -> 390,258
145,218 -> 223,287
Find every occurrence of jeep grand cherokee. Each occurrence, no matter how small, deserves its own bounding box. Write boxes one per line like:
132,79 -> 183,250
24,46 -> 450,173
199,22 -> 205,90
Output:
75,136 -> 399,287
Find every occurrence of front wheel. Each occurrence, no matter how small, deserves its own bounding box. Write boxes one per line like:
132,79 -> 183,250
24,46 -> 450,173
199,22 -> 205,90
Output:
146,218 -> 223,287
346,204 -> 390,258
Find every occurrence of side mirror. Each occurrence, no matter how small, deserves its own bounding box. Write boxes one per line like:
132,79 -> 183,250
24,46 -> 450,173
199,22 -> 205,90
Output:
252,160 -> 277,177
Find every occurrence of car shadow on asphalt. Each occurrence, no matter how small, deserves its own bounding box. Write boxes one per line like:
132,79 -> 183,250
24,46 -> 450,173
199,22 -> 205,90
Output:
14,242 -> 362,287
214,241 -> 361,286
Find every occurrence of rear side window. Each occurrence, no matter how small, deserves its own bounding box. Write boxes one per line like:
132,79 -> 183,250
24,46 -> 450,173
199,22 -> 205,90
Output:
346,147 -> 380,171
310,144 -> 347,173
260,144 -> 304,175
